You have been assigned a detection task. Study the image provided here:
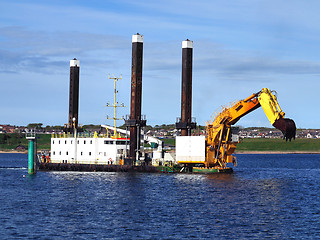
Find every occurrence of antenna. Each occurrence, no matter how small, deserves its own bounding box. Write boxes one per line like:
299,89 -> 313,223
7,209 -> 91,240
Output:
106,74 -> 126,138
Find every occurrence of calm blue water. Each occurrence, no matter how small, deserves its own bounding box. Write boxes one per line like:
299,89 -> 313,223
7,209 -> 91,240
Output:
1,153 -> 320,239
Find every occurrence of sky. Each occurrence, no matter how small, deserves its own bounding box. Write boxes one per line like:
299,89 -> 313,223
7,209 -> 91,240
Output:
1,0 -> 320,129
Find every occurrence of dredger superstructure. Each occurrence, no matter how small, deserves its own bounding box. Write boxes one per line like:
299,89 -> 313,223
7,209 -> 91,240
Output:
31,34 -> 296,174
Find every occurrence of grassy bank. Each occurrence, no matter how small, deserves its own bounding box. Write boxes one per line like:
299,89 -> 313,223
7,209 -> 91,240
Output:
236,138 -> 320,153
0,133 -> 51,151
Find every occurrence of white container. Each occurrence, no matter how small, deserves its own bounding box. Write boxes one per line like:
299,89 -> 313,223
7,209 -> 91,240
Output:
176,136 -> 205,164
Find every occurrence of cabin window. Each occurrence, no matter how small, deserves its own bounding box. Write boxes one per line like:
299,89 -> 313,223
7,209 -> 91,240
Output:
66,151 -> 68,155
81,152 -> 83,156
53,151 -> 55,155
90,140 -> 92,144
59,151 -> 61,155
84,140 -> 86,144
104,152 -> 106,156
65,140 -> 67,144
89,152 -> 91,156
115,140 -> 128,145
77,140 -> 79,144
59,140 -> 60,144
53,140 -> 54,144
71,140 -> 73,144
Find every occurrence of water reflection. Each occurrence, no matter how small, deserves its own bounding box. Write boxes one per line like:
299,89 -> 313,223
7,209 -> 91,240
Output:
206,173 -> 236,182
173,173 -> 205,182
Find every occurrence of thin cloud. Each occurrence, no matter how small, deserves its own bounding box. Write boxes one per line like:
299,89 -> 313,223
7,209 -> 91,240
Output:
195,42 -> 320,77
0,27 -> 129,74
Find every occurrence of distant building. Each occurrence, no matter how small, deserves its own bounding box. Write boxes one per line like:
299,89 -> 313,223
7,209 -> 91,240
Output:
307,133 -> 313,139
0,125 -> 15,133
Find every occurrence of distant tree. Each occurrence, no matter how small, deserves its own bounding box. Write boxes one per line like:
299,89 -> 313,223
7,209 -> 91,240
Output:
5,134 -> 11,144
83,124 -> 101,130
27,123 -> 43,129
144,125 -> 153,131
0,134 -> 7,144
53,125 -> 63,130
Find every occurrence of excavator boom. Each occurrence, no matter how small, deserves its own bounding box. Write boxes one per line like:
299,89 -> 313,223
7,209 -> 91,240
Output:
204,88 -> 296,168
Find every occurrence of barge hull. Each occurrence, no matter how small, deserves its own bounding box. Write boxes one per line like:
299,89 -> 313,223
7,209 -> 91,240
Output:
39,163 -> 234,174
39,163 -> 159,173
193,167 -> 233,174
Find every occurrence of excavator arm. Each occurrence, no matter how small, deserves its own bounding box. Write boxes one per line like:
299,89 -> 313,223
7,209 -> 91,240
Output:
258,88 -> 296,141
205,88 -> 296,168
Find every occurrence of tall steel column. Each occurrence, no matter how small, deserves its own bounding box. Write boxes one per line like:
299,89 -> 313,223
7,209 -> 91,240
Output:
125,34 -> 146,164
68,58 -> 80,131
176,39 -> 196,136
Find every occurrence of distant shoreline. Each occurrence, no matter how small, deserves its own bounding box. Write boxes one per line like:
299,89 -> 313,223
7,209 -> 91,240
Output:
0,150 -> 28,154
1,150 -> 319,155
235,151 -> 320,154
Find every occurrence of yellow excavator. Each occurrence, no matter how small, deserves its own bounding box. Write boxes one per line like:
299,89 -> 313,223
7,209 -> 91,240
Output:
205,88 -> 296,168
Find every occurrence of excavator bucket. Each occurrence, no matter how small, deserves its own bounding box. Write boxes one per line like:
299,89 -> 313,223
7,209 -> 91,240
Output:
273,118 -> 296,141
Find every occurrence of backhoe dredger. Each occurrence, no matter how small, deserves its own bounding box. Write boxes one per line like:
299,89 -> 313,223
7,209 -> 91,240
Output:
205,88 -> 296,168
